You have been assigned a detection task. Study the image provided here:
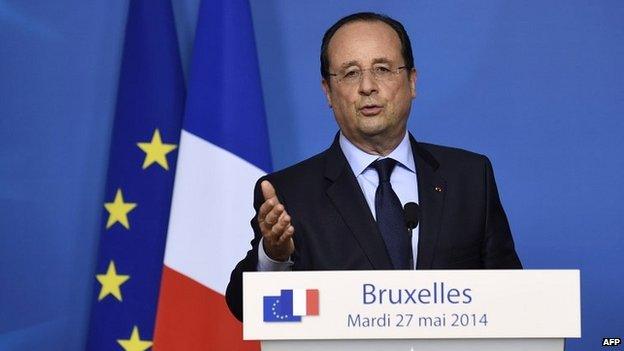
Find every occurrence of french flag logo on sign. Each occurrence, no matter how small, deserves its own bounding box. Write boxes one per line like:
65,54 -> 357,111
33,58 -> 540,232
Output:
263,289 -> 319,322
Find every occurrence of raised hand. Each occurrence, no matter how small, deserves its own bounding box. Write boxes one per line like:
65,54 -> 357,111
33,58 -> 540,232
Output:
257,180 -> 295,261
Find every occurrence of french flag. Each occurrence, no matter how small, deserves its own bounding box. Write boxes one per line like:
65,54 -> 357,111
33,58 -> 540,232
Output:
153,0 -> 268,349
293,289 -> 320,317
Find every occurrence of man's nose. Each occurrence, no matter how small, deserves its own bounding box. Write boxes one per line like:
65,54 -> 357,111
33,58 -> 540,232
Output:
358,70 -> 379,96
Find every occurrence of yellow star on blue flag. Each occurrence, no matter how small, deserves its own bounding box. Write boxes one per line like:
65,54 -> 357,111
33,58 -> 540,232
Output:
117,326 -> 153,351
96,260 -> 129,301
137,129 -> 177,170
104,189 -> 137,230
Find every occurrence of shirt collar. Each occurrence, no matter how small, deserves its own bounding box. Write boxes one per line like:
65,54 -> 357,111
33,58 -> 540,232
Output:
339,131 -> 416,176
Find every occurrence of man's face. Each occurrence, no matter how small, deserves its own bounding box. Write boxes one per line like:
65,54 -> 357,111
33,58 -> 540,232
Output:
322,20 -> 416,149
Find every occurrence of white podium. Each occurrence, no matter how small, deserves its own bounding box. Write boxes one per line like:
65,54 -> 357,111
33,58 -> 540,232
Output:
243,270 -> 580,350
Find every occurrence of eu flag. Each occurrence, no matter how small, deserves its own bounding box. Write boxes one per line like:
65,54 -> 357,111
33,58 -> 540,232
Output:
85,0 -> 184,349
263,290 -> 302,322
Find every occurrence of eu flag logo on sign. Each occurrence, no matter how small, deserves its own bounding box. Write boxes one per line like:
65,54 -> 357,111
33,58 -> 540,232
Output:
263,289 -> 320,322
263,290 -> 301,322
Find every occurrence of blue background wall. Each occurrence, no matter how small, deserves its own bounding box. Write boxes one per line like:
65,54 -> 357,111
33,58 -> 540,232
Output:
0,1 -> 622,350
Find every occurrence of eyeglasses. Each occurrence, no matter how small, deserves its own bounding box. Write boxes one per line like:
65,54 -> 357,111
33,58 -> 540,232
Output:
328,66 -> 408,85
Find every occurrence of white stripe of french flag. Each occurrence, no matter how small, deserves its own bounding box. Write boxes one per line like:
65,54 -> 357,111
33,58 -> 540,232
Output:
292,289 -> 319,317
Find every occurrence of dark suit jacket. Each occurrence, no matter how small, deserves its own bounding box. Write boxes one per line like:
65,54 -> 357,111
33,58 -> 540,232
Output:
225,133 -> 521,321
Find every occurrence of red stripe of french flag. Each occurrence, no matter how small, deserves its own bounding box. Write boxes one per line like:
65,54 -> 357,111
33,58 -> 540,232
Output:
292,289 -> 319,317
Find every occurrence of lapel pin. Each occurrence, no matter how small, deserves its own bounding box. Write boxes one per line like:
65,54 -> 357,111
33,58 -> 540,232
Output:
434,186 -> 443,193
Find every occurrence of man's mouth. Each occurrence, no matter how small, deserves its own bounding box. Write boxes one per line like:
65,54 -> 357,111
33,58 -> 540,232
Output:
359,104 -> 383,116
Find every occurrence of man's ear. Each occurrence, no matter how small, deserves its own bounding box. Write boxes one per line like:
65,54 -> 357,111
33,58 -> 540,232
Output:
409,68 -> 418,99
321,79 -> 333,108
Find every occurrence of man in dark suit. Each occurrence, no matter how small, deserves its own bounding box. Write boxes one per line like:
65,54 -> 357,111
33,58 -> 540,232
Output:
226,12 -> 521,322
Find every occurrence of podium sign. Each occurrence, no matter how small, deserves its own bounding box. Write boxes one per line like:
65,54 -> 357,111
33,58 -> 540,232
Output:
243,270 -> 580,342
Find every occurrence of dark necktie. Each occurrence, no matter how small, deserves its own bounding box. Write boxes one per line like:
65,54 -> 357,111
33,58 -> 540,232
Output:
372,158 -> 412,269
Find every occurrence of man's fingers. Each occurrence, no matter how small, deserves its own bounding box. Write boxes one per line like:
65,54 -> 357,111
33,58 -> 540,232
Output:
257,181 -> 294,261
258,198 -> 277,223
277,225 -> 295,245
257,180 -> 293,248
261,180 -> 277,201
270,213 -> 291,235
264,204 -> 284,226
258,180 -> 282,226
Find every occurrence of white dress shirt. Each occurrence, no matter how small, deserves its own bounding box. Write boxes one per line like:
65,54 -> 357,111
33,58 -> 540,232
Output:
257,131 -> 420,270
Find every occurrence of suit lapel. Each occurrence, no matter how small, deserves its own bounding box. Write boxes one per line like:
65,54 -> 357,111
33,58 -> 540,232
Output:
410,135 -> 446,269
323,136 -> 393,269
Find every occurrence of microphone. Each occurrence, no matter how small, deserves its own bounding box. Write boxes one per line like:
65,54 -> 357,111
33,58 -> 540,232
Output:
404,202 -> 420,231
404,202 -> 420,270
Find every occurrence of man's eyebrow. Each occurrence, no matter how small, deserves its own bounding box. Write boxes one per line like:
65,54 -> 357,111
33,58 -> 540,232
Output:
339,60 -> 360,70
371,58 -> 392,64
338,58 -> 394,70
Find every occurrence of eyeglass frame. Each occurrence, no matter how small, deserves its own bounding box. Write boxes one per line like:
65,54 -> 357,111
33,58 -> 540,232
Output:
327,65 -> 409,85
